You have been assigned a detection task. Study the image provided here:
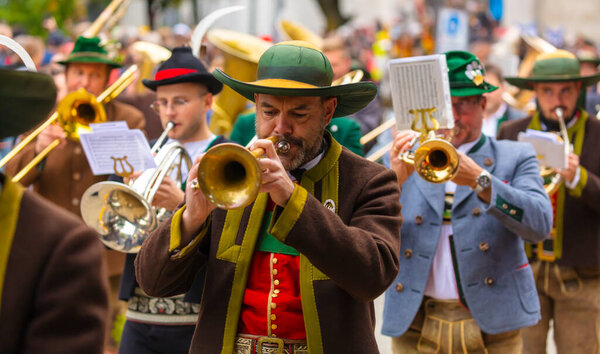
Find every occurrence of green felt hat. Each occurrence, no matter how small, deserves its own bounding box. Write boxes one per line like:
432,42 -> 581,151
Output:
212,41 -> 377,118
506,50 -> 600,89
445,50 -> 498,97
58,36 -> 121,68
0,69 -> 57,139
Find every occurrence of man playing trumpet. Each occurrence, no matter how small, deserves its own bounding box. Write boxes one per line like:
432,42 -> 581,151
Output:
135,41 -> 402,353
498,50 -> 600,354
383,51 -> 553,353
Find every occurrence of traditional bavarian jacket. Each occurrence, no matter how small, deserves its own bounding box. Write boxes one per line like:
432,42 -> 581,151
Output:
498,109 -> 600,268
135,134 -> 402,353
0,174 -> 108,353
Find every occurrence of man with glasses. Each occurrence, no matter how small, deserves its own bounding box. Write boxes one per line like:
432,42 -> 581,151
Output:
117,46 -> 225,354
383,51 -> 552,353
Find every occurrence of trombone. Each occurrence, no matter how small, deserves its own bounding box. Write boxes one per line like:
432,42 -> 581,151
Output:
81,122 -> 192,253
196,137 -> 290,209
1,65 -> 138,182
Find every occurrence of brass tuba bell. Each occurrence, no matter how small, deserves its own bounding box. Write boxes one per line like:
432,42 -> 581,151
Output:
196,137 -> 289,209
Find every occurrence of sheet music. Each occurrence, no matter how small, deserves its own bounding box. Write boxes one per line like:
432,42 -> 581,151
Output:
388,54 -> 454,131
518,130 -> 567,169
89,121 -> 129,132
80,128 -> 156,176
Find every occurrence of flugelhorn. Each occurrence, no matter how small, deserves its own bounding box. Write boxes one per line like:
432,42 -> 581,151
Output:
196,137 -> 290,209
2,65 -> 138,182
81,122 -> 192,253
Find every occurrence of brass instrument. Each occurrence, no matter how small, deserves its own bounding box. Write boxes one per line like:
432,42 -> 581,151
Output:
131,41 -> 172,94
278,20 -> 324,49
207,29 -> 272,135
332,69 -> 364,85
398,128 -> 460,184
196,137 -> 290,209
80,122 -> 192,253
82,0 -> 129,38
1,65 -> 138,182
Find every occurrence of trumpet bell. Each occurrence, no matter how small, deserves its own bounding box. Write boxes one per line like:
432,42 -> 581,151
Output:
197,143 -> 262,209
81,181 -> 156,253
413,138 -> 459,184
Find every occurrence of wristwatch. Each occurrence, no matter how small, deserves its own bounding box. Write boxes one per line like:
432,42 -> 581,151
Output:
473,169 -> 491,194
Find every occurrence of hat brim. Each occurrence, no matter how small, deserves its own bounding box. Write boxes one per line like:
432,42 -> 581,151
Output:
506,72 -> 600,90
142,72 -> 223,95
212,69 -> 377,117
57,56 -> 122,68
0,69 -> 57,139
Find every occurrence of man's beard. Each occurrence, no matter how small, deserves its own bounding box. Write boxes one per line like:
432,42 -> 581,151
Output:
276,131 -> 324,171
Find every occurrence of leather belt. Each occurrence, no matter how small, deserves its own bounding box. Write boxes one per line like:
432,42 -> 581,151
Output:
234,335 -> 308,354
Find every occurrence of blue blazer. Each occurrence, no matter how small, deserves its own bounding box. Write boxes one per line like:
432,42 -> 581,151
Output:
382,136 -> 553,336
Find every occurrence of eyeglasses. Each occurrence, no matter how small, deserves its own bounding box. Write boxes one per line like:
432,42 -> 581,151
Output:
150,93 -> 208,114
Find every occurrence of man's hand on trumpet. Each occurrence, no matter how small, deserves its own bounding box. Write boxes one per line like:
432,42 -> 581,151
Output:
252,138 -> 295,208
557,152 -> 579,185
389,130 -> 417,186
182,154 -> 217,245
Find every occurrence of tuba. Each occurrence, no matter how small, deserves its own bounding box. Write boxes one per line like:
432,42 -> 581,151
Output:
207,29 -> 272,135
195,136 -> 289,209
80,122 -> 192,253
278,20 -> 324,49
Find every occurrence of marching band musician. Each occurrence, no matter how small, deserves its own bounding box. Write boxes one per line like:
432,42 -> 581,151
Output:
498,50 -> 600,354
0,69 -> 108,354
5,35 -> 145,352
382,51 -> 553,353
117,46 -> 226,354
135,41 -> 402,353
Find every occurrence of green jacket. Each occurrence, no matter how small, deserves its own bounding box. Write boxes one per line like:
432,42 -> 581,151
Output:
230,112 -> 364,156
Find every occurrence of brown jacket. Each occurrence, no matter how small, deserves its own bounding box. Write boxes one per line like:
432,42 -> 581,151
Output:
0,176 -> 108,354
498,115 -> 600,267
136,138 -> 402,353
5,100 -> 145,217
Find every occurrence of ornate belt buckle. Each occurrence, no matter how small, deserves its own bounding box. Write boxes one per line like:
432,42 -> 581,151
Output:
256,336 -> 285,354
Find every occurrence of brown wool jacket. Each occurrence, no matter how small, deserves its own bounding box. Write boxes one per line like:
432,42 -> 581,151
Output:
0,176 -> 109,354
5,100 -> 146,218
135,137 -> 402,354
498,115 -> 600,268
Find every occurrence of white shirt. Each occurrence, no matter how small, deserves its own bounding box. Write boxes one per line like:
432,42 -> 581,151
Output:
423,137 -> 480,300
482,102 -> 507,138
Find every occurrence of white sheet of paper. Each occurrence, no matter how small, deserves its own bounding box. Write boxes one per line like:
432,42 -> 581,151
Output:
79,129 -> 156,176
388,54 -> 454,131
89,121 -> 129,132
518,131 -> 567,169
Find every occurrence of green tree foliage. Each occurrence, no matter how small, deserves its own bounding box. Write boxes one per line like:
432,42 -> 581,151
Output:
0,0 -> 77,37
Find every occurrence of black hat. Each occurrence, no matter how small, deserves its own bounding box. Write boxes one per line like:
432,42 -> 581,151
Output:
0,69 -> 57,139
142,46 -> 223,94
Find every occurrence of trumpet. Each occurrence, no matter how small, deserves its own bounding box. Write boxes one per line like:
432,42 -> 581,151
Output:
396,128 -> 460,184
2,65 -> 138,182
196,137 -> 290,209
81,122 -> 192,253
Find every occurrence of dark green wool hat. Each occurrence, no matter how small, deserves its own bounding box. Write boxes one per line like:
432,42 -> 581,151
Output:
506,50 -> 600,89
0,69 -> 57,139
58,36 -> 121,68
445,50 -> 497,97
212,41 -> 377,117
